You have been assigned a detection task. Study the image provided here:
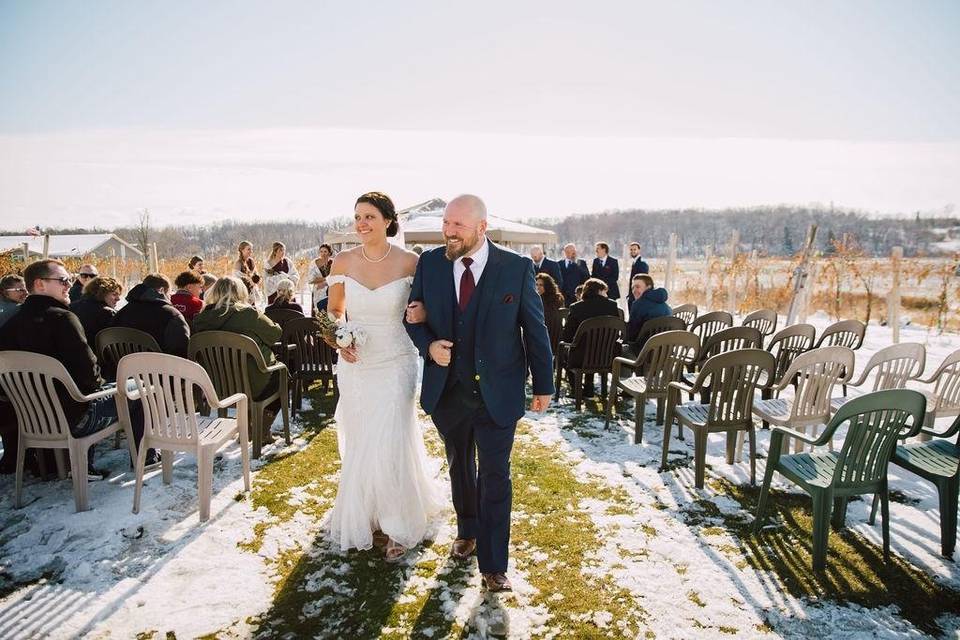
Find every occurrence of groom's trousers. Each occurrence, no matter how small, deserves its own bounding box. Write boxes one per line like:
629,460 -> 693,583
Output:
431,389 -> 515,575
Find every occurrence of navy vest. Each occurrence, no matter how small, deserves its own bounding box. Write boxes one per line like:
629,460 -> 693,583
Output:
444,268 -> 488,407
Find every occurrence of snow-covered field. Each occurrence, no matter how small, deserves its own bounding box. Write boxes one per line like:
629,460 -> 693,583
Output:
0,314 -> 959,639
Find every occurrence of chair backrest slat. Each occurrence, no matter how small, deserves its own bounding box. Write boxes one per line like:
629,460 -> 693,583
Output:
571,316 -> 626,370
672,304 -> 698,327
786,346 -> 855,422
640,331 -> 700,394
688,311 -> 733,345
767,323 -> 816,382
814,319 -> 866,350
0,352 -> 79,441
742,309 -> 778,339
188,331 -> 261,400
697,349 -> 775,427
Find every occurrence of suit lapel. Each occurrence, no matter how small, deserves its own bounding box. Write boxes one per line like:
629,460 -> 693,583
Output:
477,239 -> 504,331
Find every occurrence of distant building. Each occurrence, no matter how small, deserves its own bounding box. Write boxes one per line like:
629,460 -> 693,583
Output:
0,233 -> 143,260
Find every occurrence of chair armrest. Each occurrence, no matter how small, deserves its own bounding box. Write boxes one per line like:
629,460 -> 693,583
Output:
668,380 -> 695,395
215,392 -> 247,410
264,362 -> 287,374
78,387 -> 118,403
613,356 -> 638,370
771,424 -> 827,447
919,415 -> 960,440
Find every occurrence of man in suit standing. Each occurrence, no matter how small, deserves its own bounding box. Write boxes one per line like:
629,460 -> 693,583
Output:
404,194 -> 554,593
558,243 -> 590,306
625,242 -> 650,305
591,242 -> 620,300
530,245 -> 564,293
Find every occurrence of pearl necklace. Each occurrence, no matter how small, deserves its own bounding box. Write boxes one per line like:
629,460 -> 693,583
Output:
361,243 -> 392,263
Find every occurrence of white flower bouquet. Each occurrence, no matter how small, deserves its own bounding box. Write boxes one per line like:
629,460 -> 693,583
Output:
317,312 -> 367,350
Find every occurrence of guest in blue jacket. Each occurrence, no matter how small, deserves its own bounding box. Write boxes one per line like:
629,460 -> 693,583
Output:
627,274 -> 671,343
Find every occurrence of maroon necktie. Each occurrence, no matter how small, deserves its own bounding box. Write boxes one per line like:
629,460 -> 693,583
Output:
459,257 -> 475,311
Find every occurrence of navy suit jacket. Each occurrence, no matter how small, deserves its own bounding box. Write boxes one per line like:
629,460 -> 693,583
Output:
405,240 -> 555,427
534,257 -> 564,291
591,256 -> 620,299
558,258 -> 590,304
626,256 -> 650,303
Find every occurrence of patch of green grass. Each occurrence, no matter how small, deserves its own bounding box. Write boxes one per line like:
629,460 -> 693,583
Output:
511,420 -> 650,637
712,479 -> 960,636
687,590 -> 706,608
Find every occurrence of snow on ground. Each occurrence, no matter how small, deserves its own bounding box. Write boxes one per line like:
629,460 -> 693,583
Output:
0,314 -> 958,638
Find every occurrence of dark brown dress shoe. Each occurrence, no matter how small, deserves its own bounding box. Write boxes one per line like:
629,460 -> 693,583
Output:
450,538 -> 476,559
482,573 -> 512,592
372,530 -> 389,548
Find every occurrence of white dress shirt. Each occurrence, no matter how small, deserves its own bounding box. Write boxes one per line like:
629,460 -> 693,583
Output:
453,237 -> 490,300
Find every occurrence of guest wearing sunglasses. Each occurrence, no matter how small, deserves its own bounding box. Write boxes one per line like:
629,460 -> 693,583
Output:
0,274 -> 27,330
0,259 -> 149,478
68,264 -> 99,303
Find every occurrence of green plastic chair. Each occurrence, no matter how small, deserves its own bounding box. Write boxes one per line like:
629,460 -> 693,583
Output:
869,413 -> 960,558
754,389 -> 926,570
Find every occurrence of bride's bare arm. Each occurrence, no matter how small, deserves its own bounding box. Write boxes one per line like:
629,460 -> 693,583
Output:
326,252 -> 358,362
402,251 -> 427,324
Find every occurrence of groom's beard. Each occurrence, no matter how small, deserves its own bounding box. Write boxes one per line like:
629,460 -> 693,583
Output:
445,232 -> 481,261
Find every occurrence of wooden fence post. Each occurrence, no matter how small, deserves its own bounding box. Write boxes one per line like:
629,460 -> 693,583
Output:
42,235 -> 50,259
888,246 -> 903,343
21,242 -> 30,263
150,243 -> 159,273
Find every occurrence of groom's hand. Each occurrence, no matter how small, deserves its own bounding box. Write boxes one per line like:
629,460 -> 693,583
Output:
530,395 -> 551,412
428,340 -> 453,366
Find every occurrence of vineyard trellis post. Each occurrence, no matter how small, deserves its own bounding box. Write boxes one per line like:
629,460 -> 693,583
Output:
786,224 -> 818,326
21,242 -> 29,263
150,243 -> 159,273
727,230 -> 739,314
704,246 -> 713,310
665,233 -> 677,291
888,246 -> 902,343
111,248 -> 118,279
42,235 -> 50,259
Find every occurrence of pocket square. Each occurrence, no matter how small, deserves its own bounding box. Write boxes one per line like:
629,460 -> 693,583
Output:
502,294 -> 515,304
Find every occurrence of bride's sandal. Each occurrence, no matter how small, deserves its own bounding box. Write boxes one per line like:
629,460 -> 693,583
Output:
385,539 -> 407,563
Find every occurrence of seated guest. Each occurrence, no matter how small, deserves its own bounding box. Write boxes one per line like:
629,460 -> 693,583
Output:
0,259 -> 150,476
561,278 -> 620,396
69,276 -> 123,347
112,273 -> 190,357
265,278 -> 304,314
591,242 -> 620,300
0,274 -> 28,329
558,243 -> 590,306
530,245 -> 564,293
68,264 -> 98,303
201,273 -> 217,299
626,242 -> 651,305
264,242 -> 300,305
627,275 -> 672,344
536,273 -> 564,353
170,271 -> 204,324
574,284 -> 585,302
234,240 -> 264,307
192,277 -> 283,441
188,255 -> 206,275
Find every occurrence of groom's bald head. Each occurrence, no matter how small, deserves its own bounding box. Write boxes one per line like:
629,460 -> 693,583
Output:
443,194 -> 488,260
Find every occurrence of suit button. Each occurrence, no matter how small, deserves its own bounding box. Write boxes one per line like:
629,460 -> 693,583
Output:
474,374 -> 480,381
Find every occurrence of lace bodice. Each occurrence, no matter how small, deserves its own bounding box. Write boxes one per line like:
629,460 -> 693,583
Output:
326,275 -> 417,365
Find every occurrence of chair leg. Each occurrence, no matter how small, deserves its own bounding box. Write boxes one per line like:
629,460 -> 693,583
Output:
161,450 -> 173,485
554,362 -> 562,401
251,408 -> 262,460
280,377 -> 291,445
868,493 -> 880,526
660,410 -> 674,471
132,442 -> 148,514
748,428 -> 757,486
694,428 -> 708,489
880,484 -> 891,562
14,443 -> 26,509
938,478 -> 959,558
574,372 -> 583,412
831,496 -> 849,529
634,396 -> 646,445
655,397 -> 665,425
69,442 -> 90,512
761,388 -> 771,430
725,431 -> 736,464
812,490 -> 833,571
604,383 -> 617,428
54,449 -> 67,479
198,447 -> 213,522
754,463 -> 775,532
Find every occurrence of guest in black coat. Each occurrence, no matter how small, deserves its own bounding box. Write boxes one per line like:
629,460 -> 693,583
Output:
530,245 -> 564,293
0,259 -> 148,475
591,242 -> 620,300
69,276 -> 123,348
558,243 -> 590,306
112,273 -> 190,358
561,278 -> 620,396
625,242 -> 650,305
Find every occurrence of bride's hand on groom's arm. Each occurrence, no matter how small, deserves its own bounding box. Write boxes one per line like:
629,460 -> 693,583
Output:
405,301 -> 427,324
428,340 -> 453,366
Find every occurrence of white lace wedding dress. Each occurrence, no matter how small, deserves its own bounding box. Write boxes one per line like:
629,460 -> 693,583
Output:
325,274 -> 445,551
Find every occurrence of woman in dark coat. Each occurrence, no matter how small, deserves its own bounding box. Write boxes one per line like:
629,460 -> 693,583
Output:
69,276 -> 123,348
535,273 -> 564,355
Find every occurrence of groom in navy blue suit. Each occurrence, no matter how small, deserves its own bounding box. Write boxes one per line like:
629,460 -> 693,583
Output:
404,194 -> 554,592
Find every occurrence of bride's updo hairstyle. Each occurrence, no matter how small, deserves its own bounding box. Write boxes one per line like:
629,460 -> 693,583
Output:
356,192 -> 399,237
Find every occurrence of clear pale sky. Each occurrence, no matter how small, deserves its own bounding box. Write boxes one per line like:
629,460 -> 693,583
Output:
1,0 -> 958,229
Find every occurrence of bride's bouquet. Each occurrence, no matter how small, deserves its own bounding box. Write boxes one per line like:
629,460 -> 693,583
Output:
317,312 -> 367,349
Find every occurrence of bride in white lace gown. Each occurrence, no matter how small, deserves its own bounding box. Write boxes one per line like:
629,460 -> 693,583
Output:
325,192 -> 444,561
